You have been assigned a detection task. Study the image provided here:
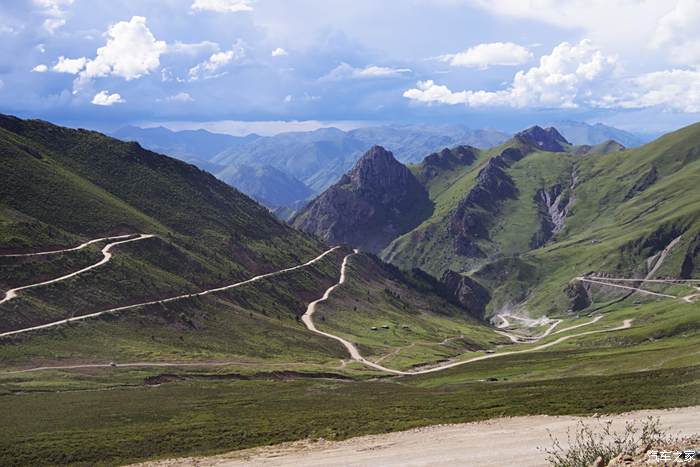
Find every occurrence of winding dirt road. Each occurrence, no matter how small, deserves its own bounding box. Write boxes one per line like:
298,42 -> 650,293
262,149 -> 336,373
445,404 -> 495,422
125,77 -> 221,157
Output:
0,246 -> 340,338
302,252 -> 633,376
494,314 -> 564,343
576,276 -> 677,298
0,234 -> 155,305
4,244 -> 634,376
0,234 -> 137,257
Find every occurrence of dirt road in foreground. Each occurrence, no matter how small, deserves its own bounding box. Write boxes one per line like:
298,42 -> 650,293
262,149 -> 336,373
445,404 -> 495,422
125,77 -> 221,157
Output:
136,406 -> 700,467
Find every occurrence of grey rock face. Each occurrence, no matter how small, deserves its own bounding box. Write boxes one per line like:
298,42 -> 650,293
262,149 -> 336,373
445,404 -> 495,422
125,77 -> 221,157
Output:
441,270 -> 491,319
291,146 -> 432,252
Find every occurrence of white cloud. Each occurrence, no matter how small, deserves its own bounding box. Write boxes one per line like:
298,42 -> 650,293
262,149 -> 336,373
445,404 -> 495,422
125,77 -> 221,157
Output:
322,63 -> 411,81
439,42 -> 532,69
52,56 -> 87,74
166,92 -> 194,102
169,40 -> 220,56
34,0 -> 74,34
651,0 -> 700,66
271,47 -> 288,57
188,42 -> 245,80
32,64 -> 48,73
283,94 -> 293,103
405,40 -> 617,108
75,16 -> 166,89
42,18 -> 65,34
612,69 -> 700,113
465,0 -> 672,57
191,0 -> 253,13
91,90 -> 124,106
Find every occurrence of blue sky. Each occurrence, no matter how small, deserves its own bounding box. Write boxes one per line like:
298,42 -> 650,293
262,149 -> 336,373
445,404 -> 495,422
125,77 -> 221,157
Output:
2,0 -> 700,134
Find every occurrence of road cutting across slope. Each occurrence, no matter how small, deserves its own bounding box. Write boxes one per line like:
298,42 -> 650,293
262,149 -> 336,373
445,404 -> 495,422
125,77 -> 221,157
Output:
302,252 -> 633,376
0,246 -> 340,338
0,234 -> 137,257
576,277 -> 677,298
0,234 -> 156,305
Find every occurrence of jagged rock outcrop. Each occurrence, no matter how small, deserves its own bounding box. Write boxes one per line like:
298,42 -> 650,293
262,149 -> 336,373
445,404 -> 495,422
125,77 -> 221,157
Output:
530,167 -> 578,248
565,280 -> 591,311
441,270 -> 491,318
291,145 -> 432,252
416,145 -> 477,184
450,148 -> 522,256
515,125 -> 570,152
624,165 -> 658,200
531,183 -> 576,248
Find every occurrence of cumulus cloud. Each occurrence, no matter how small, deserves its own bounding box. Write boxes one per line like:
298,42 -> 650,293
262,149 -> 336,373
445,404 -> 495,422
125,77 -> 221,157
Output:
439,42 -> 532,69
271,47 -> 288,57
405,40 -> 617,108
166,92 -> 194,102
53,56 -> 87,74
32,64 -> 48,73
91,90 -> 124,106
188,42 -> 245,80
191,0 -> 253,13
321,63 -> 411,81
75,16 -> 166,89
611,69 -> 700,113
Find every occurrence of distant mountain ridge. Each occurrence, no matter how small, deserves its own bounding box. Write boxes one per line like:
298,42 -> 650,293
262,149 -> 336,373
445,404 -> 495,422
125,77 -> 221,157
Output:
213,124 -> 512,193
112,121 -> 651,213
545,120 -> 650,147
216,164 -> 313,208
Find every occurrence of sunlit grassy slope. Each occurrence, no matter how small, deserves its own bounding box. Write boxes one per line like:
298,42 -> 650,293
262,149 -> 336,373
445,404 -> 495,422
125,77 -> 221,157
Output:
384,122 -> 700,317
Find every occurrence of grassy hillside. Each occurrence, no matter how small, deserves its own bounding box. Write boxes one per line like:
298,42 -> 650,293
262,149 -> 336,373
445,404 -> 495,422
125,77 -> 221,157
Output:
312,253 -> 508,370
2,116 -> 699,466
383,123 -> 700,318
0,114 -> 504,371
2,296 -> 698,465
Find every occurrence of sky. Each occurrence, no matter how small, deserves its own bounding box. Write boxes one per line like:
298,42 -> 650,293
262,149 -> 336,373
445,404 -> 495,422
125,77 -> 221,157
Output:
1,0 -> 700,135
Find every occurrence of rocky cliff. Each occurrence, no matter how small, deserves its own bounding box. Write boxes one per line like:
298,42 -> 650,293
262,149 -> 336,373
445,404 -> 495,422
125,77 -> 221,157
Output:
291,145 -> 432,252
515,125 -> 570,152
441,270 -> 491,318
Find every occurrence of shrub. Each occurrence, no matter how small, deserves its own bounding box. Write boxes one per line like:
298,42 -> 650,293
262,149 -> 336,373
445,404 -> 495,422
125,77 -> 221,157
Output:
542,416 -> 674,467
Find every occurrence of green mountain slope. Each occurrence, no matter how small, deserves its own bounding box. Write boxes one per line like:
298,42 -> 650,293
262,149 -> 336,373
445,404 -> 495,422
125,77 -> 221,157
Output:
0,114 -> 501,370
310,123 -> 700,318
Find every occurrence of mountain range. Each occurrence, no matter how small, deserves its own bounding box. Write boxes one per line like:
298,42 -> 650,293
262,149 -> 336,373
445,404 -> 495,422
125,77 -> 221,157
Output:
112,122 -> 651,216
3,114 -> 700,466
294,123 -> 700,318
0,113 -> 500,367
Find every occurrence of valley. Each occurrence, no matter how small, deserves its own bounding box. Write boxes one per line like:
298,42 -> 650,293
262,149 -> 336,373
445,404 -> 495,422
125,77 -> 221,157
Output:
0,114 -> 699,466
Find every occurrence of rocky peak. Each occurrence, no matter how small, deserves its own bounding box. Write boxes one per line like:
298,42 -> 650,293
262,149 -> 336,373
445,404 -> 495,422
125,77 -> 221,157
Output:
417,145 -> 477,184
516,126 -> 569,152
345,145 -> 415,193
291,145 -> 433,252
423,145 -> 477,169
